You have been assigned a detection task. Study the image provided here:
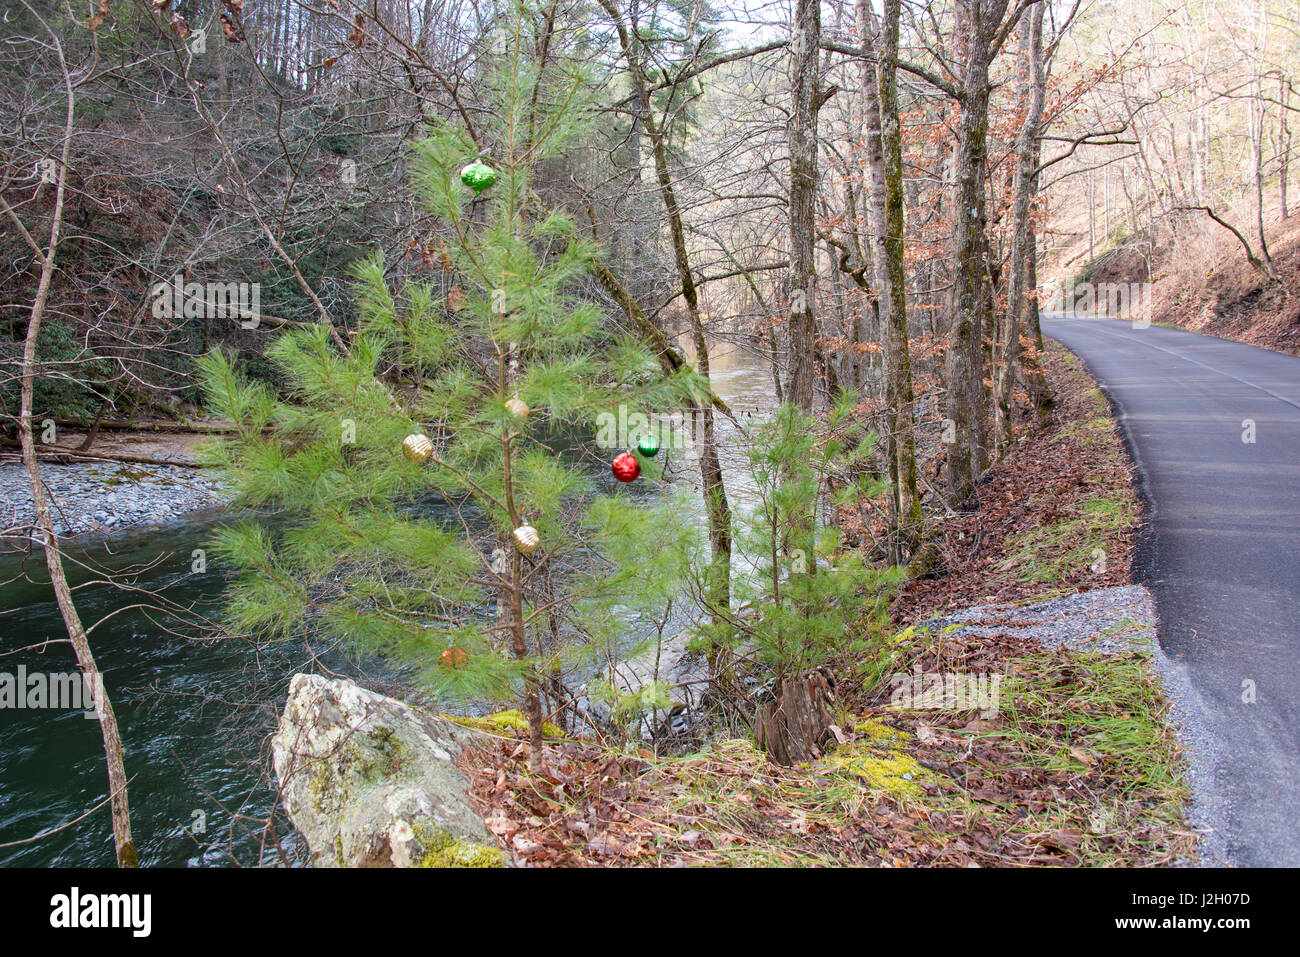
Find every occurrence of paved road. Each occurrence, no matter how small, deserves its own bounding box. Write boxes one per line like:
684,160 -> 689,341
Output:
1042,316 -> 1300,866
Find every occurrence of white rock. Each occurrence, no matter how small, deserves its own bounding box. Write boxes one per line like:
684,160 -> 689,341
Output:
271,674 -> 504,868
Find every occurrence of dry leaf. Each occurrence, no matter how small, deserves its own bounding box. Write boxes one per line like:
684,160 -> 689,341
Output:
511,834 -> 542,854
485,814 -> 518,838
1068,746 -> 1096,766
219,13 -> 245,42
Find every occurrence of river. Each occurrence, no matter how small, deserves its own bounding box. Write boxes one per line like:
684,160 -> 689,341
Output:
0,337 -> 776,867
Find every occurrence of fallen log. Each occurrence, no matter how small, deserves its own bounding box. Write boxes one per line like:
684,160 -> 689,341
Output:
0,439 -> 205,468
47,418 -> 243,434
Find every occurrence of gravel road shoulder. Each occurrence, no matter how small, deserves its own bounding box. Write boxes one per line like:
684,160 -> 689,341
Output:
922,584 -> 1226,866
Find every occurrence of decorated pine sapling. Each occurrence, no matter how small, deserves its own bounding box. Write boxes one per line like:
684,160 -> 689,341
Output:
199,11 -> 702,770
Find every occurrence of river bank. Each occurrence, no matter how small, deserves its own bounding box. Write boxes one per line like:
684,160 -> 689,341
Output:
0,457 -> 231,539
0,420 -> 240,539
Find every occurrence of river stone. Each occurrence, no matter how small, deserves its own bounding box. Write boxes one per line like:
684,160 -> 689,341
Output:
271,673 -> 503,868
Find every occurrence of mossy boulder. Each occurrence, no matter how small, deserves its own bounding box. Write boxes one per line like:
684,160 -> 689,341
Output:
272,674 -> 503,868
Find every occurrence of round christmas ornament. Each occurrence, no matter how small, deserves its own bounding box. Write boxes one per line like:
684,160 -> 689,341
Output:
440,646 -> 469,669
460,160 -> 497,194
402,432 -> 434,464
636,431 -> 660,457
513,523 -> 540,555
505,397 -> 530,418
611,451 -> 641,483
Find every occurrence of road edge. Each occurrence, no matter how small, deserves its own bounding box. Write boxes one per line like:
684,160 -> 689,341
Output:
1043,328 -> 1232,867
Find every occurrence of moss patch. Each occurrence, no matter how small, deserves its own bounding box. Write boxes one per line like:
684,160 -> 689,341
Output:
443,709 -> 564,739
412,820 -> 504,868
355,727 -> 413,783
306,728 -> 415,820
823,719 -> 926,798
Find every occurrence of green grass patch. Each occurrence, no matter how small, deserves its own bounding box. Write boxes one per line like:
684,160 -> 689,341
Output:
1057,414 -> 1111,444
1001,495 -> 1135,584
937,645 -> 1194,865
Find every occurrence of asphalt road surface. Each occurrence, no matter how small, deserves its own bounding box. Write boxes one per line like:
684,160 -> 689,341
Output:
1042,315 -> 1300,866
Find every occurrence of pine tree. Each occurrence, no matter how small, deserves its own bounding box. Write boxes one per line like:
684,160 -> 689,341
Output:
734,394 -> 902,761
734,393 -> 902,677
198,5 -> 704,770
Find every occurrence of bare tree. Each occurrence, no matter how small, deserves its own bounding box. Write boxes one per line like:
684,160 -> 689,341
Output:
2,3 -> 135,867
994,2 -> 1045,456
860,0 -> 922,554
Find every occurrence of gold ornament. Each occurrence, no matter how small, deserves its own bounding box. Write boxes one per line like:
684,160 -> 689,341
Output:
512,523 -> 540,555
505,397 -> 530,418
402,433 -> 433,463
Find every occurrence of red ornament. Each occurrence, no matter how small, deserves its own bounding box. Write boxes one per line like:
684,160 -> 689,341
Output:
611,451 -> 640,482
440,647 -> 469,669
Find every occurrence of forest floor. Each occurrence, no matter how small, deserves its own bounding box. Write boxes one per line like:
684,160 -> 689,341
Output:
891,344 -> 1139,622
458,343 -> 1199,866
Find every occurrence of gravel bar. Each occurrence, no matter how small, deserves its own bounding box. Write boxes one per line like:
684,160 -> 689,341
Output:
1,461 -> 232,540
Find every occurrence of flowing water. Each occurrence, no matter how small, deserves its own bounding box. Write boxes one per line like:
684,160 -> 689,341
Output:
0,337 -> 776,867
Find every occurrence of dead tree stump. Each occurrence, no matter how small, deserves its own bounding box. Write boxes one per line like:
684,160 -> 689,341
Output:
753,670 -> 838,765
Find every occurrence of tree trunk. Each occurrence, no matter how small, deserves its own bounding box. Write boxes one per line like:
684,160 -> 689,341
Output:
995,5 -> 1045,457
1250,76 -> 1278,280
1022,222 -> 1054,421
787,0 -> 822,412
859,0 -> 922,556
945,20 -> 991,506
973,164 -> 994,476
509,545 -> 546,773
501,381 -> 546,770
944,0 -> 1012,507
1279,74 -> 1291,219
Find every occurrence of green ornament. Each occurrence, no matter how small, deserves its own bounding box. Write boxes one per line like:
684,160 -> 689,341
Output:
460,161 -> 497,194
636,432 -> 660,457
